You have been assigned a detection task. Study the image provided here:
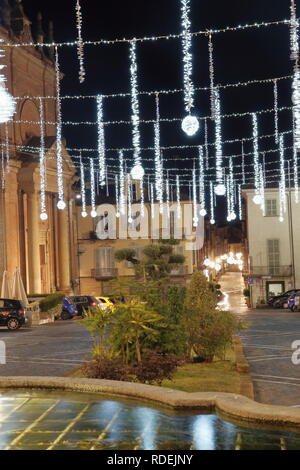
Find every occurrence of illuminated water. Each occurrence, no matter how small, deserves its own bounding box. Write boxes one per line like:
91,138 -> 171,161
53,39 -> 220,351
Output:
0,390 -> 299,450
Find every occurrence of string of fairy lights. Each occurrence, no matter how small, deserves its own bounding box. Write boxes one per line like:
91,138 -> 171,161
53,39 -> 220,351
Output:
0,0 -> 299,226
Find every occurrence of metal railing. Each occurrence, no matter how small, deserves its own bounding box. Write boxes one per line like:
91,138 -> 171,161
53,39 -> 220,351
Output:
91,268 -> 118,279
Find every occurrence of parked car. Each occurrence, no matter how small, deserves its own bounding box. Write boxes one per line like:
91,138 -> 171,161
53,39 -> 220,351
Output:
61,297 -> 79,320
268,289 -> 299,308
96,297 -> 115,311
65,296 -> 98,316
0,298 -> 26,330
293,292 -> 300,312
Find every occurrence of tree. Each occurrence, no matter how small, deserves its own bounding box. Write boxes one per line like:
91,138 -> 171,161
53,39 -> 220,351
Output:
80,306 -> 112,358
114,240 -> 185,281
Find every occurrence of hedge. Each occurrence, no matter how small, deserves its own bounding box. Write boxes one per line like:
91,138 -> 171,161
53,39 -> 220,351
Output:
39,293 -> 64,312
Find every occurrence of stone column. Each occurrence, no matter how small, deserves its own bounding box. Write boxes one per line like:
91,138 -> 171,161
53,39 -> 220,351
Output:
27,192 -> 41,294
57,206 -> 71,292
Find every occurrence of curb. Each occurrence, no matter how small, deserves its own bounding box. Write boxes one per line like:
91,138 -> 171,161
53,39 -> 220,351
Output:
233,336 -> 254,400
1,376 -> 300,430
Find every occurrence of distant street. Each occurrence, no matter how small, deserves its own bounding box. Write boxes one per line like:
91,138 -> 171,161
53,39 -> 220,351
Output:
220,272 -> 300,407
0,320 -> 92,377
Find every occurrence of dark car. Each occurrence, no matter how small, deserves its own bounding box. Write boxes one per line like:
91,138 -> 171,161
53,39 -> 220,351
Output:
66,296 -> 98,316
0,298 -> 26,330
268,290 -> 299,308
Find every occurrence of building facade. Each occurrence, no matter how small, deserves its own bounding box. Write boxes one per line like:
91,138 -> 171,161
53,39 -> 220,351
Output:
0,1 -> 78,295
76,201 -> 204,296
243,188 -> 298,306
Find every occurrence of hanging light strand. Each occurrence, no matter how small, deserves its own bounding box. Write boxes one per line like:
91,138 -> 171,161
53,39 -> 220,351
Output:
259,163 -> 265,216
5,123 -> 9,174
129,41 -> 144,179
150,183 -> 155,219
198,146 -> 206,215
154,94 -> 163,212
274,80 -> 279,144
279,135 -> 287,217
204,118 -> 209,169
75,0 -> 85,83
96,94 -> 106,186
55,47 -> 65,210
38,98 -> 47,220
192,168 -> 198,227
290,0 -> 299,67
119,150 -> 126,215
208,33 -> 215,118
210,181 -> 215,224
90,158 -> 97,218
80,157 -> 87,217
238,184 -> 242,220
214,88 -> 225,195
181,0 -> 194,114
252,113 -> 261,204
176,175 -> 181,219
241,140 -> 246,184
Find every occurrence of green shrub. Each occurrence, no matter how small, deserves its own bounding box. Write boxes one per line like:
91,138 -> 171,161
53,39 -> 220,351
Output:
243,288 -> 250,297
39,293 -> 64,312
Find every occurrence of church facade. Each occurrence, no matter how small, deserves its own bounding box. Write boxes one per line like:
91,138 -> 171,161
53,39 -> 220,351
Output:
0,0 -> 78,295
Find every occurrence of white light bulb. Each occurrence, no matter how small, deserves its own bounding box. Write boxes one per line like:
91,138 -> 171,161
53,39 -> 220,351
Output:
181,115 -> 199,136
40,212 -> 48,221
214,184 -> 226,196
81,211 -> 88,218
210,219 -> 215,225
230,212 -> 237,220
0,86 -> 16,123
91,210 -> 97,218
204,258 -> 211,267
227,215 -> 232,222
253,194 -> 262,205
116,212 -> 120,218
57,200 -> 66,210
128,217 -> 133,224
279,216 -> 284,222
200,208 -> 207,217
131,164 -> 144,180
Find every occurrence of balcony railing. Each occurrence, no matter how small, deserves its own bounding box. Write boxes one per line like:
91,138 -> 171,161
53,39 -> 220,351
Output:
170,265 -> 189,276
91,268 -> 118,280
248,266 -> 293,277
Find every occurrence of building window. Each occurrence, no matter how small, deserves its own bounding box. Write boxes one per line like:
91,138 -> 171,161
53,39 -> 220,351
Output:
265,199 -> 278,217
267,239 -> 280,275
95,247 -> 115,271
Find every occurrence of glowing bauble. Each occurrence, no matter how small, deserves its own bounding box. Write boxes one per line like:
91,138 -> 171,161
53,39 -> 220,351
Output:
253,194 -> 262,205
214,184 -> 226,196
57,200 -> 66,210
203,258 -> 211,267
0,86 -> 16,123
181,115 -> 199,136
116,212 -> 120,218
210,219 -> 215,225
279,216 -> 284,222
227,215 -> 232,222
200,208 -> 207,217
193,216 -> 199,227
91,210 -> 97,218
40,212 -> 48,221
230,212 -> 237,220
81,211 -> 88,218
128,217 -> 133,224
215,264 -> 222,272
131,165 -> 144,180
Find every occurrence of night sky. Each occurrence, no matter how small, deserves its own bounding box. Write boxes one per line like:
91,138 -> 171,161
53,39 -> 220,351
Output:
21,0 -> 298,218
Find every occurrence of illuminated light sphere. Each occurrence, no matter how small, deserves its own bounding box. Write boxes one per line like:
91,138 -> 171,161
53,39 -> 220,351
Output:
193,216 -> 199,227
227,257 -> 235,264
215,264 -> 222,272
81,211 -> 88,218
210,219 -> 215,225
209,261 -> 216,269
57,200 -> 66,210
131,164 -> 144,180
76,194 -> 81,200
200,208 -> 207,217
230,212 -> 237,220
116,212 -> 120,218
128,217 -> 133,224
40,212 -> 48,221
253,194 -> 262,205
91,210 -> 97,218
203,258 -> 211,267
227,215 -> 232,222
214,184 -> 226,196
181,115 -> 199,136
279,216 -> 284,222
0,86 -> 16,123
